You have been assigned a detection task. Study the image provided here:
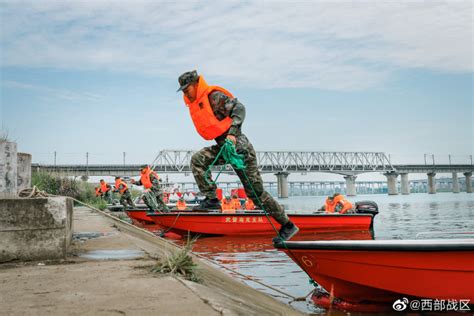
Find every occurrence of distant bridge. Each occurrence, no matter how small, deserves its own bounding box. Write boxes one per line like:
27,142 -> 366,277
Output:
32,150 -> 473,197
33,151 -> 397,175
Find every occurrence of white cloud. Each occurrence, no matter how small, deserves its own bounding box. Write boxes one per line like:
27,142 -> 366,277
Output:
1,0 -> 472,91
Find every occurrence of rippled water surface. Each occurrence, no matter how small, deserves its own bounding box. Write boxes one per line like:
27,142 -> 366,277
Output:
178,193 -> 474,314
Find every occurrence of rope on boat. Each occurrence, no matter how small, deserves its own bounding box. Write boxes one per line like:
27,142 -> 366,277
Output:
157,212 -> 182,237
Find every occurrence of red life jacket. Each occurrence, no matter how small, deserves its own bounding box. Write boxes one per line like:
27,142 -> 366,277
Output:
140,168 -> 160,189
115,179 -> 128,194
183,76 -> 234,140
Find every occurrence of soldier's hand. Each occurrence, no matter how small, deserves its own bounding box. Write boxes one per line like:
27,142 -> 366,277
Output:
226,135 -> 237,145
130,179 -> 135,184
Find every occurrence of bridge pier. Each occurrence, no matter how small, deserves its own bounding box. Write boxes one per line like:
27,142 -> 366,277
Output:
452,173 -> 460,193
384,172 -> 399,195
275,172 -> 289,198
400,173 -> 410,195
464,172 -> 472,193
427,172 -> 436,194
343,175 -> 357,196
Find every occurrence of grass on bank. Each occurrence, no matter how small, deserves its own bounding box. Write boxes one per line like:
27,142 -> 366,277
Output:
32,172 -> 109,210
151,235 -> 201,283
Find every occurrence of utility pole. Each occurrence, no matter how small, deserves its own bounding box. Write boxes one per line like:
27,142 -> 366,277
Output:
432,154 -> 435,166
424,153 -> 427,165
123,152 -> 126,166
86,152 -> 89,176
449,154 -> 451,165
54,151 -> 57,166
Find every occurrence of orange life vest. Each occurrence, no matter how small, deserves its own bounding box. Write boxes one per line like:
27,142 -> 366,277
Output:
140,167 -> 160,189
221,199 -> 235,214
100,182 -> 110,193
115,179 -> 128,194
333,194 -> 353,214
324,197 -> 336,213
231,198 -> 242,210
183,76 -> 234,140
244,199 -> 255,211
176,200 -> 187,210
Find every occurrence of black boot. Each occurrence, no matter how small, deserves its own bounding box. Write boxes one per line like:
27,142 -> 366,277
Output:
193,197 -> 221,210
272,221 -> 299,243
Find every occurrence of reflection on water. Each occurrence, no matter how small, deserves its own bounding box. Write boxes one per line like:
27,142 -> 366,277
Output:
177,193 -> 474,314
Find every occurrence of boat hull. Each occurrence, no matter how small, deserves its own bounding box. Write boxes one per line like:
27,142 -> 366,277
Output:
125,209 -> 156,225
148,213 -> 374,236
276,240 -> 474,303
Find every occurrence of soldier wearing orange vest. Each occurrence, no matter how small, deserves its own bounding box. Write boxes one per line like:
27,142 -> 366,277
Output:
131,165 -> 170,212
322,193 -> 354,214
94,187 -> 101,197
230,194 -> 242,210
177,70 -> 298,242
98,179 -> 113,204
113,177 -> 135,210
244,198 -> 255,211
221,195 -> 236,214
176,197 -> 187,210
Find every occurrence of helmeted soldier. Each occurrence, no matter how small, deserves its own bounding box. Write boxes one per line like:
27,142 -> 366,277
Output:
177,70 -> 298,241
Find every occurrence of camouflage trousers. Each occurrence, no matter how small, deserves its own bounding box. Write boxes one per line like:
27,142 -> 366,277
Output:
119,190 -> 135,210
102,190 -> 113,204
143,186 -> 170,213
191,134 -> 289,225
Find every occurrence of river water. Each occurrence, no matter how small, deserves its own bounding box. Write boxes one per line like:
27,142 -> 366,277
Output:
185,192 -> 474,314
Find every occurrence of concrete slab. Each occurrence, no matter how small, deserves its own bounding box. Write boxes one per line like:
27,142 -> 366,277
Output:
0,197 -> 73,263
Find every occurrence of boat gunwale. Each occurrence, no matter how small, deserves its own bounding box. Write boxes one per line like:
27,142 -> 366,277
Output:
147,212 -> 374,218
274,239 -> 474,251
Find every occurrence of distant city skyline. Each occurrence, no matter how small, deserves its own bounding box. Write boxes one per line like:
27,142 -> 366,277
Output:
1,1 -> 472,174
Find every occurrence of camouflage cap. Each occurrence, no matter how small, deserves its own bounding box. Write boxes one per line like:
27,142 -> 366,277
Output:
177,70 -> 198,92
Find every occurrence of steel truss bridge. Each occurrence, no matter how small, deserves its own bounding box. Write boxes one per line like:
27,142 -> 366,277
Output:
32,151 -> 403,176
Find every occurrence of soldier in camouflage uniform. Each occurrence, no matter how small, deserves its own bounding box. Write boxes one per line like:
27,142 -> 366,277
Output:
177,70 -> 299,241
131,165 -> 170,213
113,176 -> 135,210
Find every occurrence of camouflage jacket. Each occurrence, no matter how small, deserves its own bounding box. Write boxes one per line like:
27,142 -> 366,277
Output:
208,91 -> 246,144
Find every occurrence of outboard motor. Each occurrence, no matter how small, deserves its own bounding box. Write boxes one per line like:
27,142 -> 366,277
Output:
355,201 -> 379,216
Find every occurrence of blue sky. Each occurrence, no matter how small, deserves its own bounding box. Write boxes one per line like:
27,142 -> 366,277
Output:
1,0 -> 472,174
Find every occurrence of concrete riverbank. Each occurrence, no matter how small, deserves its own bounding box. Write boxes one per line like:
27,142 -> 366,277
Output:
0,206 -> 302,316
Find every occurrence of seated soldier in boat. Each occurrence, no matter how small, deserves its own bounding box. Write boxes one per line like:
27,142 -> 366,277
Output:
321,193 -> 354,214
244,197 -> 255,211
221,195 -> 236,214
176,196 -> 187,210
230,194 -> 242,210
